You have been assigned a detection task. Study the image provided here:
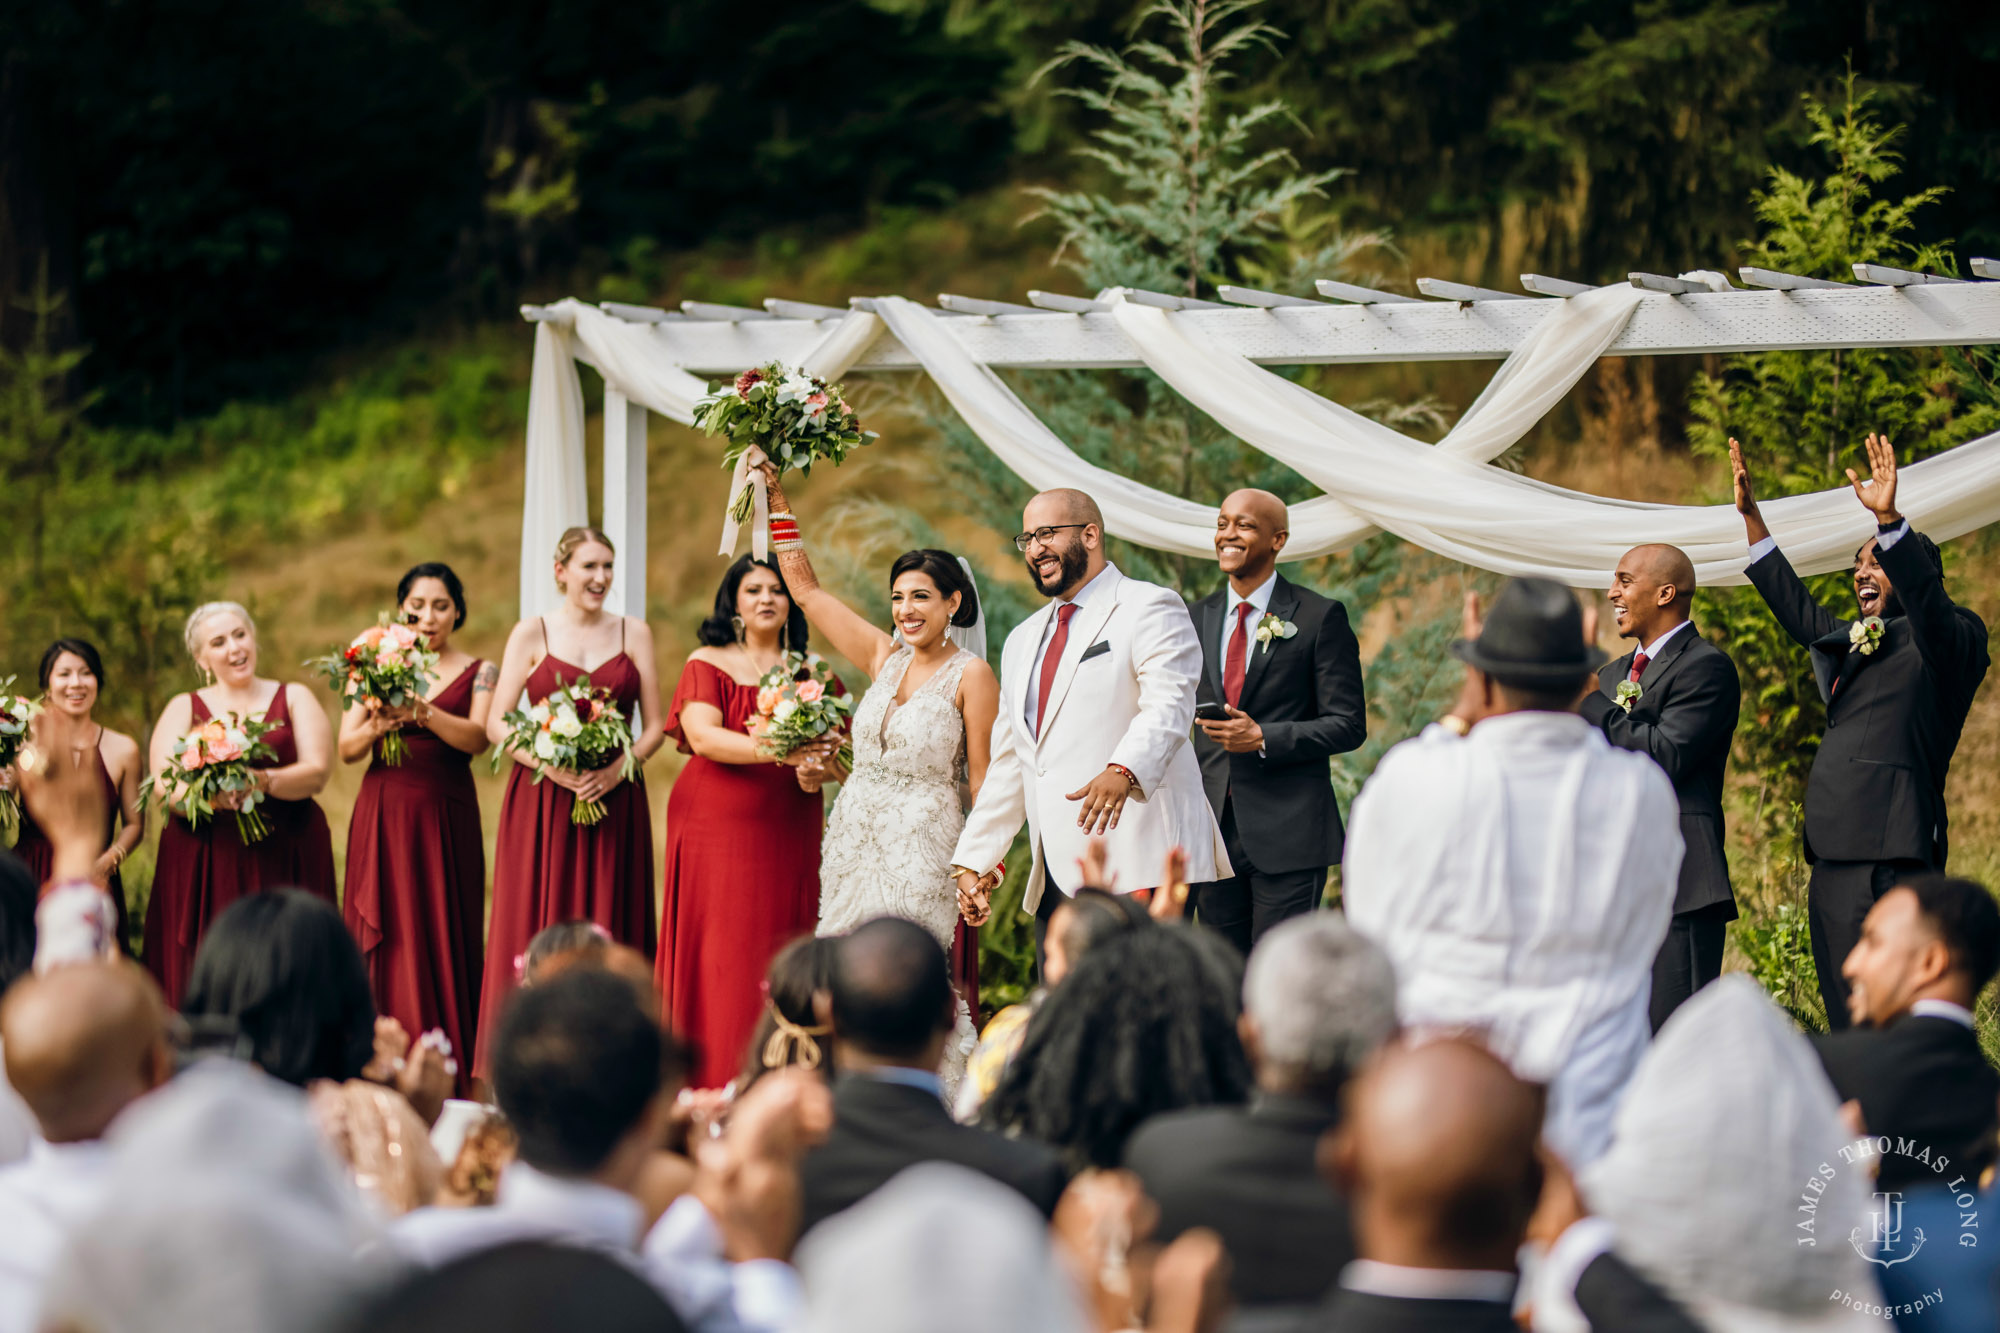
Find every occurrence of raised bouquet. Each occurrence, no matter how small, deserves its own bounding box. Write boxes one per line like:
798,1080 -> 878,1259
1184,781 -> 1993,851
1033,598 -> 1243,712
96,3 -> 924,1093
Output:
748,653 -> 854,772
141,713 -> 282,842
694,362 -> 874,553
491,678 -> 636,826
306,616 -> 441,766
0,679 -> 41,847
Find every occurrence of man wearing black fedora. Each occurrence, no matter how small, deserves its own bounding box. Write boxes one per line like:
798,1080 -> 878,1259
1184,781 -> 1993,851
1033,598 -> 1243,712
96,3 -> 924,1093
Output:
1344,578 -> 1684,1166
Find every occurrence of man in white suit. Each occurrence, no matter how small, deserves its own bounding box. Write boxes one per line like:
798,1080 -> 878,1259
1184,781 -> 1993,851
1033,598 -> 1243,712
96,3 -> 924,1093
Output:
951,489 -> 1227,956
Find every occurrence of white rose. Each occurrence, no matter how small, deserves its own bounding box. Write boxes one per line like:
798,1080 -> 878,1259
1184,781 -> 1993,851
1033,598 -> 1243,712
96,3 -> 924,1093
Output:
552,708 -> 582,738
772,699 -> 798,722
224,729 -> 249,750
528,702 -> 551,724
777,372 -> 816,405
533,732 -> 558,761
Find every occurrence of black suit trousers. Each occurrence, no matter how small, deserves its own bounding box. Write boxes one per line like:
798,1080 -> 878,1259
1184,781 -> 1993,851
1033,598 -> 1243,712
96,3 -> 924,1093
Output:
1648,901 -> 1731,1032
1193,799 -> 1326,956
1810,859 -> 1926,1030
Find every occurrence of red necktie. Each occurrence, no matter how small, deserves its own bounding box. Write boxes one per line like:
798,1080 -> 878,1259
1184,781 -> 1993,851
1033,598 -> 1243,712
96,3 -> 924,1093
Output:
1628,651 -> 1650,683
1224,603 -> 1254,708
1035,602 -> 1078,738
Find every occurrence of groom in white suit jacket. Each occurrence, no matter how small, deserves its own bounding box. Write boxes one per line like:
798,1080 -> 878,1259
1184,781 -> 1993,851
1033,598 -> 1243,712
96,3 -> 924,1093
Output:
952,490 -> 1228,949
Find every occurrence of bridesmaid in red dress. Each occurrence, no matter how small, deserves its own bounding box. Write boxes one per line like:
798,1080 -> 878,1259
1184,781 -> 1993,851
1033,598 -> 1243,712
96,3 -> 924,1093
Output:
144,601 -> 335,1005
340,563 -> 493,1092
476,526 -> 664,1076
659,555 -> 839,1088
5,640 -> 145,937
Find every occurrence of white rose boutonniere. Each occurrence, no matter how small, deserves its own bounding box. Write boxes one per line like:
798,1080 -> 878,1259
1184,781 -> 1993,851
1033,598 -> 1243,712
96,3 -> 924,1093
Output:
1613,680 -> 1643,714
1849,615 -> 1886,656
1253,612 -> 1298,655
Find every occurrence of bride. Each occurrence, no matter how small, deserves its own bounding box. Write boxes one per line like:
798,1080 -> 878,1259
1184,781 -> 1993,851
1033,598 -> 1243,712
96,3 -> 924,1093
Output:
755,460 -> 1000,1097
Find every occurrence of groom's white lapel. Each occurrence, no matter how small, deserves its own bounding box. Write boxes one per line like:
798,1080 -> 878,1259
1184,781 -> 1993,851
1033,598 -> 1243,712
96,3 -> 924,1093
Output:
1035,568 -> 1123,747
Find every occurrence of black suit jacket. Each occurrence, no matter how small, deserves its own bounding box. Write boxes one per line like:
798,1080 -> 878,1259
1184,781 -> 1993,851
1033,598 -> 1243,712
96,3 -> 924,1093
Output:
1812,1013 -> 2000,1190
1745,532 -> 1989,865
797,1073 -> 1067,1237
1190,575 -> 1366,874
1296,1254 -> 1702,1333
1123,1094 -> 1350,1308
1578,624 -> 1740,916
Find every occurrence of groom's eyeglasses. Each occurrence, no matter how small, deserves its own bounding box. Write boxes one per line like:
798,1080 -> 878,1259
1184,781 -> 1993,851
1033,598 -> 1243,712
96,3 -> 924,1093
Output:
1014,524 -> 1088,551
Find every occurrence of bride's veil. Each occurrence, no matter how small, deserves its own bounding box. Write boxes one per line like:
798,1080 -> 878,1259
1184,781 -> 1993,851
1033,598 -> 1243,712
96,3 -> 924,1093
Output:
948,555 -> 988,664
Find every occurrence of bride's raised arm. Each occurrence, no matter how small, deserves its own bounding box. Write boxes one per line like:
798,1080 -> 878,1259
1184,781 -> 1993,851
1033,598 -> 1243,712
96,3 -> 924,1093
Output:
759,464 -> 899,680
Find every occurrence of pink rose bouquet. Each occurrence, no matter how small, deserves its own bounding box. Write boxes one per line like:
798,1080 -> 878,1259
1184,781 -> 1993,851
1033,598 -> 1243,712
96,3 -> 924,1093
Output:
490,677 -> 637,826
0,678 -> 41,847
140,713 -> 282,842
747,653 -> 853,771
306,616 -> 441,766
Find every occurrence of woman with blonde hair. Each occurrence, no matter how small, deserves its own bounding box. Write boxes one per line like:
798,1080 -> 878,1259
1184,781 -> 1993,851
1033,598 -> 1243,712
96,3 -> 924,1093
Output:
475,527 -> 664,1079
144,601 -> 334,1004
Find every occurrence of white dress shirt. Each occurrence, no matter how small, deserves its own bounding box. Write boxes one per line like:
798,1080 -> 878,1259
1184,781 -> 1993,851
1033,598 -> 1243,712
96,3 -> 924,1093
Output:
0,1140 -> 112,1333
1909,997 -> 1977,1029
1023,563 -> 1117,730
1343,711 -> 1683,1165
1631,618 -> 1692,667
1341,1260 -> 1516,1303
394,1161 -> 800,1333
1216,572 -> 1277,666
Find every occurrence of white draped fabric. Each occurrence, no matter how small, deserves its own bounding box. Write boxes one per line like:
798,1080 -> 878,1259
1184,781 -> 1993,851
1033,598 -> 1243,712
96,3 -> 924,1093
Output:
522,288 -> 2000,591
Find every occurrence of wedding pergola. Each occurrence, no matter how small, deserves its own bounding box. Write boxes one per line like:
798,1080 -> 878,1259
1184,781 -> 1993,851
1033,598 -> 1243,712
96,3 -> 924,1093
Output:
517,258 -> 2000,619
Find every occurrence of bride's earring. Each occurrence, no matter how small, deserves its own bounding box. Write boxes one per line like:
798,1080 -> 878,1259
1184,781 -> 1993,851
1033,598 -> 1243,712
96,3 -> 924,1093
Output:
731,615 -> 746,642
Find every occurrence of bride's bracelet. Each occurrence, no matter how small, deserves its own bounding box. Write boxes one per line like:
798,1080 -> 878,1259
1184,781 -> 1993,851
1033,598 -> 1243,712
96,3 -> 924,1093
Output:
768,511 -> 803,553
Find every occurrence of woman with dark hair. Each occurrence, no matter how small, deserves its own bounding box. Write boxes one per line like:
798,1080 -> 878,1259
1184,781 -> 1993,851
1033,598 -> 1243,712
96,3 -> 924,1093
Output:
657,555 -> 838,1088
981,923 -> 1252,1173
755,465 -> 1001,1098
340,563 -> 492,1092
146,602 -> 335,1006
3,639 -> 144,937
736,934 -> 836,1092
478,527 -> 664,1081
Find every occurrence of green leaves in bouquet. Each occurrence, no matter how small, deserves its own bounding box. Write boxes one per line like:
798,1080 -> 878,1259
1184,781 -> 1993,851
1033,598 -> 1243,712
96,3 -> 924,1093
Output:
694,360 -> 876,514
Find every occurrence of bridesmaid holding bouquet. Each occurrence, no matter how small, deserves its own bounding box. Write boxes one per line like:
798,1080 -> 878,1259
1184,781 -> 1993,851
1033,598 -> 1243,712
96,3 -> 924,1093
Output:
340,563 -> 492,1089
475,527 -> 663,1076
144,601 -> 335,1005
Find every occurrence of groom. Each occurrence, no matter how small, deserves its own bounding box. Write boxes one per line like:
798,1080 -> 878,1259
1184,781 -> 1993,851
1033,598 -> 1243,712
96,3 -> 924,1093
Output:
952,489 -> 1227,954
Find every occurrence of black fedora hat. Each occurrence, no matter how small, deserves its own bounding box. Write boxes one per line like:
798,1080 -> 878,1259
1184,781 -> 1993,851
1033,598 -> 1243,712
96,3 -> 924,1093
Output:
1450,578 -> 1606,684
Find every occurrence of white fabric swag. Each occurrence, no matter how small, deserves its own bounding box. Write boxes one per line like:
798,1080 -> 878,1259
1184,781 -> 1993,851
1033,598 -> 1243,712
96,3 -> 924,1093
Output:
524,289 -> 2000,590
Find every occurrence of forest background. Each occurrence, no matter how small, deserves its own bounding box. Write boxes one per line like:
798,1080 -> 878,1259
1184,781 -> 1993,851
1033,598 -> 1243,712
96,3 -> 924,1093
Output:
4,0 -> 2000,1038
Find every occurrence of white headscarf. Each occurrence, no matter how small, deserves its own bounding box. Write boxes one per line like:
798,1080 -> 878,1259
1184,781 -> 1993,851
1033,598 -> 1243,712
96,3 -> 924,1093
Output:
1577,976 -> 1885,1330
38,1059 -> 397,1333
796,1163 -> 1089,1333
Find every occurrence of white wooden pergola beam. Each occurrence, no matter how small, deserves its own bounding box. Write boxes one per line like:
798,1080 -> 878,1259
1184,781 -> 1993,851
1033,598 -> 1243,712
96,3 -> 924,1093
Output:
763,298 -> 849,321
1417,278 -> 1529,302
1121,289 -> 1230,311
938,294 -> 1047,317
1519,275 -> 1597,297
1738,267 -> 1853,291
533,283 -> 2000,372
1628,272 -> 1707,295
1853,263 -> 1967,287
599,301 -> 683,323
1026,290 -> 1112,313
1313,279 -> 1424,304
1217,285 -> 1326,308
1973,258 -> 1999,281
681,300 -> 776,322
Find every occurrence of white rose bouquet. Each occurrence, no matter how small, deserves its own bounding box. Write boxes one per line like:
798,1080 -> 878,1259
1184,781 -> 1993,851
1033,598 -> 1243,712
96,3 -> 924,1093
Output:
492,678 -> 637,826
695,360 -> 874,555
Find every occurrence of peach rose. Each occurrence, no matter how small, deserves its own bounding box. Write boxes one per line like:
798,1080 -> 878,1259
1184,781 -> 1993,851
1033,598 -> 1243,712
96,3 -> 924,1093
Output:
359,626 -> 387,649
795,679 -> 825,704
756,685 -> 783,715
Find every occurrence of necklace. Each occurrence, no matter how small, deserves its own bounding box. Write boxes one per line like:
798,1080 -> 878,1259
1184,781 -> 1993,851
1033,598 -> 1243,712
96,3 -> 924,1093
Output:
736,642 -> 785,678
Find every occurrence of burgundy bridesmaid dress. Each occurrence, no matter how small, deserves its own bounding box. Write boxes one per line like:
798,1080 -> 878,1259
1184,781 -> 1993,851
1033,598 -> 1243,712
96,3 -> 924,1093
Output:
12,736 -> 131,944
343,664 -> 486,1091
475,625 -> 655,1077
144,686 -> 337,1006
656,659 -> 827,1089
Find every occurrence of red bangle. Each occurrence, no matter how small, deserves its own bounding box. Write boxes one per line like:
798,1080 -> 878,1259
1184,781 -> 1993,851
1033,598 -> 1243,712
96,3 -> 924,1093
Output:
1107,763 -> 1137,792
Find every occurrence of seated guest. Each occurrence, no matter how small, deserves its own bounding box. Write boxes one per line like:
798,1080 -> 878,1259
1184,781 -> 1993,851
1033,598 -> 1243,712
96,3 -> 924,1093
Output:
342,1241 -> 690,1333
738,936 -> 837,1093
0,961 -> 174,1332
1812,875 -> 2000,1192
1123,915 -> 1394,1311
981,920 -> 1251,1175
396,969 -> 813,1333
800,918 -> 1065,1234
1563,977 -> 1883,1332
1319,1037 -> 1702,1333
1344,579 -> 1681,1166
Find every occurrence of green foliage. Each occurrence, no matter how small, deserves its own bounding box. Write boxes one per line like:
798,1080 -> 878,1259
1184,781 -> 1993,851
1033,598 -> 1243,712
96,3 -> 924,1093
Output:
1728,886 -> 1825,1032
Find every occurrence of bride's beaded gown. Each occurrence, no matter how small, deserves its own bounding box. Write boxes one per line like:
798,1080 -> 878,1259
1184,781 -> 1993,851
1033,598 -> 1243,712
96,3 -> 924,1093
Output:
817,645 -> 979,1096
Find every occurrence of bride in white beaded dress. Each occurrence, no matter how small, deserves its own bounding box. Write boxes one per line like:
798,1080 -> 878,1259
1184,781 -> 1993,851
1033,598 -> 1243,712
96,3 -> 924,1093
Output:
757,464 -> 1001,1098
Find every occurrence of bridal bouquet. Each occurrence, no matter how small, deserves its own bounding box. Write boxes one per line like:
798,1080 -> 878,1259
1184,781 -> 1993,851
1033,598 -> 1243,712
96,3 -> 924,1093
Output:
748,654 -> 854,771
491,678 -> 637,826
695,362 -> 874,552
306,616 -> 440,766
141,713 -> 282,842
0,679 -> 41,847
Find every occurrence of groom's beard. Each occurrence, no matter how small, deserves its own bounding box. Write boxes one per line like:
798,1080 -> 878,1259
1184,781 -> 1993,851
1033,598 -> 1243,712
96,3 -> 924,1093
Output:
1029,541 -> 1089,597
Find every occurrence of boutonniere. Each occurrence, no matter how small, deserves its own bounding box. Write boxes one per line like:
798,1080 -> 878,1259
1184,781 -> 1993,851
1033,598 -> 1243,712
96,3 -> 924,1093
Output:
1848,615 -> 1886,656
1614,680 -> 1643,713
1253,612 -> 1298,655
